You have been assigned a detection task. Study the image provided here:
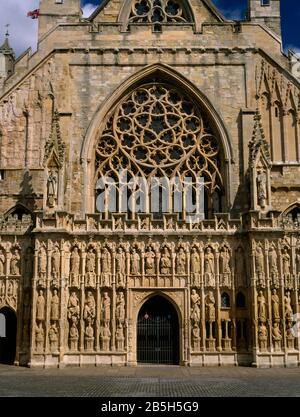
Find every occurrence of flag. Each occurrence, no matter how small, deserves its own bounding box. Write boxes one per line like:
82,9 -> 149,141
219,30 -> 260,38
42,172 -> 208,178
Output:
27,9 -> 40,19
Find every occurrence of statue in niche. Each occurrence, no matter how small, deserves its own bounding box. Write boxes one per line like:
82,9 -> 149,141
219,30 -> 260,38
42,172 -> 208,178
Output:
284,291 -> 293,320
47,168 -> 58,208
220,247 -> 231,287
36,289 -> 45,322
101,248 -> 111,287
268,247 -> 279,287
86,248 -> 96,287
205,291 -> 216,322
38,247 -> 47,279
282,248 -> 291,277
35,322 -> 44,353
130,248 -> 140,275
116,323 -> 125,351
49,323 -> 59,352
257,290 -> 267,322
85,318 -> 94,351
101,292 -> 111,325
24,247 -> 33,282
272,323 -> 282,351
286,321 -> 295,348
69,317 -> 79,351
67,291 -> 80,321
176,248 -> 186,275
204,247 -> 215,287
257,167 -> 267,209
70,247 -> 80,286
116,291 -> 125,325
190,289 -> 201,325
160,247 -> 171,275
83,291 -> 96,322
255,247 -> 265,287
144,247 -> 156,275
271,289 -> 280,321
235,247 -> 245,288
0,280 -> 5,304
100,322 -> 111,351
192,324 -> 201,351
51,246 -> 60,278
0,249 -> 5,276
50,289 -> 60,321
10,249 -> 20,275
190,247 -> 200,286
115,247 -> 126,286
258,322 -> 268,351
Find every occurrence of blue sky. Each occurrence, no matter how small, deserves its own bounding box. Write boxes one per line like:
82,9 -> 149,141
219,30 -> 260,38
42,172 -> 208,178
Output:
1,0 -> 299,56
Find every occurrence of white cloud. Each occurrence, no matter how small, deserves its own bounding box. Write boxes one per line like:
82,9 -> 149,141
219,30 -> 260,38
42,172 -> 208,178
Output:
82,3 -> 98,17
0,0 -> 39,57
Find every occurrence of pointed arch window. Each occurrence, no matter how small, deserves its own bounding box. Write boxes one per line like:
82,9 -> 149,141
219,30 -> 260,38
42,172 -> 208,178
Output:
94,82 -> 224,220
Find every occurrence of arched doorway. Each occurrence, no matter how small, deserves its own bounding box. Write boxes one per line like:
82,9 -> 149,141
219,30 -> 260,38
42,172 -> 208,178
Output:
137,295 -> 180,365
0,307 -> 17,365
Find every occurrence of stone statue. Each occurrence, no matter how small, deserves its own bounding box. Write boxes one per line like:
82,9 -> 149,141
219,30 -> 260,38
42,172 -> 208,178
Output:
38,247 -> 47,279
10,249 -> 20,275
130,248 -> 140,275
36,289 -> 45,322
0,249 -> 5,276
47,169 -> 58,208
235,247 -> 245,288
204,247 -> 215,287
257,290 -> 266,322
255,247 -> 265,287
115,247 -> 126,286
271,289 -> 280,321
176,248 -> 186,275
284,291 -> 293,320
190,247 -> 200,286
116,323 -> 125,351
116,291 -> 125,325
282,248 -> 291,276
85,319 -> 94,351
50,289 -> 60,321
35,323 -> 44,353
272,322 -> 282,351
160,247 -> 171,275
51,246 -> 60,278
86,248 -> 96,274
70,247 -> 80,285
83,291 -> 96,322
220,247 -> 231,287
144,248 -> 155,275
101,292 -> 111,325
192,324 -> 200,351
258,323 -> 268,351
69,317 -> 79,351
67,291 -> 80,321
49,323 -> 59,352
190,289 -> 201,324
268,247 -> 279,287
101,247 -> 111,287
205,291 -> 216,321
100,322 -> 111,351
257,168 -> 267,208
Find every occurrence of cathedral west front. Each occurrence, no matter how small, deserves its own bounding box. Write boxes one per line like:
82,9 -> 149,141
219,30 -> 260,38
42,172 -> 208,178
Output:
0,0 -> 300,368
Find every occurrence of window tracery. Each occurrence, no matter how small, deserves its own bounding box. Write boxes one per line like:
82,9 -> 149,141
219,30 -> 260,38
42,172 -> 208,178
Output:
128,0 -> 191,24
95,83 -> 223,218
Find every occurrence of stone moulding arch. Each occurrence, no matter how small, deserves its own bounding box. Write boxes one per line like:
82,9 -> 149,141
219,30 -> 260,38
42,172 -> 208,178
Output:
80,63 -> 234,214
282,202 -> 300,216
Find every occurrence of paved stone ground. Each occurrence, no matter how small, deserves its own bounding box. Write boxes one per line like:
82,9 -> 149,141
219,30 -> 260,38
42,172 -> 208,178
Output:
0,364 -> 300,397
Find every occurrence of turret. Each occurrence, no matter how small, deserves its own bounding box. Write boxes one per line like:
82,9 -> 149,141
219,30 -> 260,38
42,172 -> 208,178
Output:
0,31 -> 15,90
247,0 -> 281,38
38,0 -> 82,42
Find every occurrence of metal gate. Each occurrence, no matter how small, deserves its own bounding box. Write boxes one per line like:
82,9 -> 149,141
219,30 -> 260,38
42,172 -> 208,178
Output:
137,296 -> 179,365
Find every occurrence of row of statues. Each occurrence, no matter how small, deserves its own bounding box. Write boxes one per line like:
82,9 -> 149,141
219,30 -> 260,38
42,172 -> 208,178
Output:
0,248 -> 21,276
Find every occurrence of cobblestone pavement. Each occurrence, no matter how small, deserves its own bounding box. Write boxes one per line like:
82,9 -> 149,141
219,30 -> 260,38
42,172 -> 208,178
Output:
0,365 -> 300,397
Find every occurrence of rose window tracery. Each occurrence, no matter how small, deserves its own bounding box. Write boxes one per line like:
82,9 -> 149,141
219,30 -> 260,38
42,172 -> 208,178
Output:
128,0 -> 191,24
95,83 -> 223,216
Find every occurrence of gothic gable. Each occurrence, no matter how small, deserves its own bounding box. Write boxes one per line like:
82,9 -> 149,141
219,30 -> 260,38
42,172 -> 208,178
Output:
89,0 -> 225,25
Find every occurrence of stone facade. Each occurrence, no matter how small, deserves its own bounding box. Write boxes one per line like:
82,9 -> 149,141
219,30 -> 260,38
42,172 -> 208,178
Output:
0,0 -> 299,368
